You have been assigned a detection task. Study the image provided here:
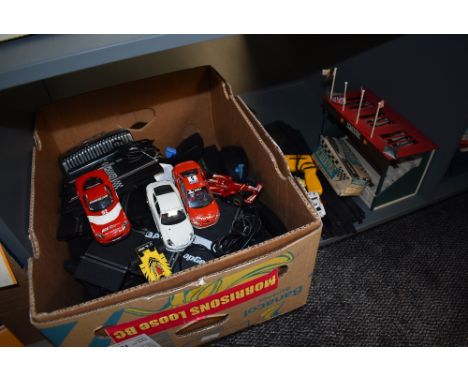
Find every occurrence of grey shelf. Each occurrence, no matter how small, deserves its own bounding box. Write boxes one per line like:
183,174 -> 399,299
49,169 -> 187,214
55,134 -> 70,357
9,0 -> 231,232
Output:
0,34 -> 229,91
435,172 -> 468,201
239,35 -> 468,246
2,34 -> 468,263
0,112 -> 34,266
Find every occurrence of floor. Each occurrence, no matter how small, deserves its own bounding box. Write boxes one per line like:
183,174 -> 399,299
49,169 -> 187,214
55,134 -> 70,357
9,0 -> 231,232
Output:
213,191 -> 468,346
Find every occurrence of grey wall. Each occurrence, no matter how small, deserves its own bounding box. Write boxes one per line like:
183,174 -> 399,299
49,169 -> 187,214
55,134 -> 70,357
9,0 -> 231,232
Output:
0,35 -> 396,110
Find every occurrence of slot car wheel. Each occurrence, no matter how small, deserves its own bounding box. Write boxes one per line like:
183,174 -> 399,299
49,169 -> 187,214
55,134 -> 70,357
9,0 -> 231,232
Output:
230,194 -> 244,207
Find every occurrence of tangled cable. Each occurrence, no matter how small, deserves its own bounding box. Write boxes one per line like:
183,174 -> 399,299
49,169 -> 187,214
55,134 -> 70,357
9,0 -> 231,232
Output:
116,139 -> 160,163
211,208 -> 262,257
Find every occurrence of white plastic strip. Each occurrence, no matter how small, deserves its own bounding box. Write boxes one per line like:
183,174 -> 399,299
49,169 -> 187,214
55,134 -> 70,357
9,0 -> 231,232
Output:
87,203 -> 122,225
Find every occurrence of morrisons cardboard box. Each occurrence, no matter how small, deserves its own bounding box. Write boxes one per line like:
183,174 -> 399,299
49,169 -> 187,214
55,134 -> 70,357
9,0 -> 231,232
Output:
28,66 -> 322,346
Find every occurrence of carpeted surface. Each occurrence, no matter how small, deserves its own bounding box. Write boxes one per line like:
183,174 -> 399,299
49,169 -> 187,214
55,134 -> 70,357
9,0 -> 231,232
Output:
212,191 -> 468,346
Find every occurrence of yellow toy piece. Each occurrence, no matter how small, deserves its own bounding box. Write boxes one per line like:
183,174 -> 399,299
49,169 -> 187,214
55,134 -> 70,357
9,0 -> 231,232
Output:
139,247 -> 172,282
286,154 -> 323,195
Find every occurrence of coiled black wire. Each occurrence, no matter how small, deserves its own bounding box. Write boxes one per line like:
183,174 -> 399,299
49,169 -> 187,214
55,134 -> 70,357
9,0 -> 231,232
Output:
211,208 -> 262,257
116,139 -> 159,163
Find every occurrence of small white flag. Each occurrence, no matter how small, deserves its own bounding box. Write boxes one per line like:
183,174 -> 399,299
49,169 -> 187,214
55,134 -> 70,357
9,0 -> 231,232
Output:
371,100 -> 385,139
355,87 -> 366,124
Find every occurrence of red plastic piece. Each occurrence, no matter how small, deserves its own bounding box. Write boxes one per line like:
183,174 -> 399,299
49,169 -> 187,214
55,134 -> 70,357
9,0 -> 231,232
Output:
324,90 -> 438,160
207,174 -> 263,205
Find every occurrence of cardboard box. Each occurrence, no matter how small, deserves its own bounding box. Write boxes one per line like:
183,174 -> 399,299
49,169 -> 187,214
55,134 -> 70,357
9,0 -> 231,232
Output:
28,66 -> 322,346
0,325 -> 23,346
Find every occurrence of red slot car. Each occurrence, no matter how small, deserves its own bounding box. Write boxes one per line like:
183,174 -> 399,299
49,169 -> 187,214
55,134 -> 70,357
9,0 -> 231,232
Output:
207,174 -> 263,205
75,169 -> 131,244
172,160 -> 220,229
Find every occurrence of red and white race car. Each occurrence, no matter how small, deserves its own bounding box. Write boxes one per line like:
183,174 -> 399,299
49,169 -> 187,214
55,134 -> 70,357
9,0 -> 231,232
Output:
207,174 -> 263,205
75,169 -> 131,244
172,161 -> 220,229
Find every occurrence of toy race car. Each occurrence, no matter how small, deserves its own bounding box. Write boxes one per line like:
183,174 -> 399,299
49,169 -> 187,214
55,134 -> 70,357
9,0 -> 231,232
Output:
286,154 -> 323,195
308,191 -> 326,218
75,169 -> 131,244
146,180 -> 194,252
172,161 -> 220,229
207,174 -> 263,206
